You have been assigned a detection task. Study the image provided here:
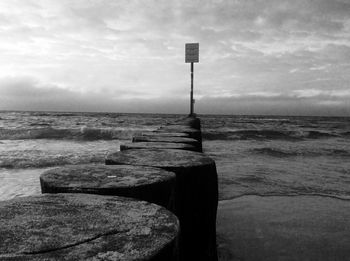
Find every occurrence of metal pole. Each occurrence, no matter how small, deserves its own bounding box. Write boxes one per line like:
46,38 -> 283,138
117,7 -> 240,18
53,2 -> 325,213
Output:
190,62 -> 194,115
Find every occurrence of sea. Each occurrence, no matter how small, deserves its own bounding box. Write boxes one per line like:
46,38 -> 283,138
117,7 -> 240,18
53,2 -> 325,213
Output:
1,110 -> 349,260
0,110 -> 349,201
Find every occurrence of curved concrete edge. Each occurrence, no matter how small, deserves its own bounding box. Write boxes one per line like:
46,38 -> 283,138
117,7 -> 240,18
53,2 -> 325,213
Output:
156,126 -> 202,142
132,136 -> 202,152
19,116 -> 217,261
40,164 -> 176,210
0,193 -> 180,261
153,127 -> 202,152
141,132 -> 190,138
105,148 -> 218,261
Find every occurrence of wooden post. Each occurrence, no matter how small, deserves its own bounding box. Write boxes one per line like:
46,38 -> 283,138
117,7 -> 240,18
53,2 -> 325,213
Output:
185,43 -> 199,116
190,62 -> 194,115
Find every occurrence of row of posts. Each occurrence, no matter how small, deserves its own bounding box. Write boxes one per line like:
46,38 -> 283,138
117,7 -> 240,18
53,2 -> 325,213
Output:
1,115 -> 218,261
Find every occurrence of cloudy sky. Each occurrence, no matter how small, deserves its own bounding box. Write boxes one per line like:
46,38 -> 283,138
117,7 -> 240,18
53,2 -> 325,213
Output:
0,0 -> 350,115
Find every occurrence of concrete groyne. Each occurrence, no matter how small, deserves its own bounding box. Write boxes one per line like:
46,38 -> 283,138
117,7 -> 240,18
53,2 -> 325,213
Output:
155,125 -> 202,151
1,116 -> 218,261
141,131 -> 190,138
132,136 -> 202,152
0,194 -> 179,261
40,164 -> 176,209
106,148 -> 218,261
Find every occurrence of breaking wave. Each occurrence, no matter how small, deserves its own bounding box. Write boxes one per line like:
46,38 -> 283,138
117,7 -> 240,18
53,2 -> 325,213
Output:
0,155 -> 104,169
0,139 -> 122,169
251,148 -> 297,157
251,147 -> 350,157
202,129 -> 342,141
0,127 -> 141,140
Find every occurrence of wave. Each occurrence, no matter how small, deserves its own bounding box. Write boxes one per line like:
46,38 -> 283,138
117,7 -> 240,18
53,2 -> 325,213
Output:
203,129 -> 297,141
202,129 -> 342,141
202,132 -> 233,140
0,155 -> 104,169
306,130 -> 338,139
29,123 -> 52,126
251,147 -> 350,158
251,148 -> 297,157
341,131 -> 350,137
220,193 -> 350,202
0,127 -> 141,140
0,139 -> 121,169
202,129 -> 298,141
29,112 -> 81,117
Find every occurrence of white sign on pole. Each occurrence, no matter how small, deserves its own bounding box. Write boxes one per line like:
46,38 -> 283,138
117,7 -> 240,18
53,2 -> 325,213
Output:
185,43 -> 199,63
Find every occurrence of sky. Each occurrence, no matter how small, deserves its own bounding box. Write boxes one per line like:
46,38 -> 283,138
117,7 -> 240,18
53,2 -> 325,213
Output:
0,0 -> 350,116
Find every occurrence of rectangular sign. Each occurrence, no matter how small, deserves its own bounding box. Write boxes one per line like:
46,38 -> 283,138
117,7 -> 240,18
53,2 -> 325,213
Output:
185,43 -> 199,63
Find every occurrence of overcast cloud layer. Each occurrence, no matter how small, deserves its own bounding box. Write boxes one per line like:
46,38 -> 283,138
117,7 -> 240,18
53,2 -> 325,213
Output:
0,0 -> 350,115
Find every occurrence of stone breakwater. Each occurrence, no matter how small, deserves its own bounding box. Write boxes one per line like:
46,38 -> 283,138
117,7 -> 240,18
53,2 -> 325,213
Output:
1,116 -> 218,261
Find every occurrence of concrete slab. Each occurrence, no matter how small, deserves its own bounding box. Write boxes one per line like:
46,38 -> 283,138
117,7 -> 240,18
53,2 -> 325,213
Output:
40,164 -> 176,209
0,193 -> 179,260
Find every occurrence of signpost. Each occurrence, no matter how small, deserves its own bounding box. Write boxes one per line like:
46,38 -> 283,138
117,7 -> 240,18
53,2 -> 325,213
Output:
185,43 -> 199,116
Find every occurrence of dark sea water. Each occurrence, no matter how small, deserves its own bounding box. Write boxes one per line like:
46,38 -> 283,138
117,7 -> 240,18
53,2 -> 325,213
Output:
0,111 -> 349,202
199,114 -> 350,260
201,115 -> 350,201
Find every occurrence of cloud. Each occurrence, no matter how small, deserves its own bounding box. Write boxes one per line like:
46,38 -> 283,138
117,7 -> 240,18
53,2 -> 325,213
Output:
0,76 -> 348,116
197,92 -> 350,116
0,76 -> 190,113
0,0 -> 349,115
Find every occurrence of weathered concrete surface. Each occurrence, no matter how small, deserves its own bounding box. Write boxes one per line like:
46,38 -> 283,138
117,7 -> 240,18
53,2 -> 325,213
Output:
157,126 -> 202,152
121,141 -> 197,152
40,164 -> 175,209
106,149 -> 218,261
132,136 -> 201,152
0,193 -> 179,261
156,125 -> 202,143
142,132 -> 190,138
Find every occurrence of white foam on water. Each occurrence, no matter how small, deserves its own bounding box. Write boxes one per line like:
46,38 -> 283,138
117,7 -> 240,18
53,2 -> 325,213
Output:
0,168 -> 49,201
0,139 -> 122,200
0,139 -> 122,169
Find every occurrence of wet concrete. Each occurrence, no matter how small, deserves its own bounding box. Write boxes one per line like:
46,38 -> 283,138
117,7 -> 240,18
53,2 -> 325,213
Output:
106,148 -> 218,261
132,136 -> 201,152
0,193 -> 179,260
156,126 -> 202,141
40,164 -> 176,209
154,127 -> 202,152
141,132 -> 190,138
